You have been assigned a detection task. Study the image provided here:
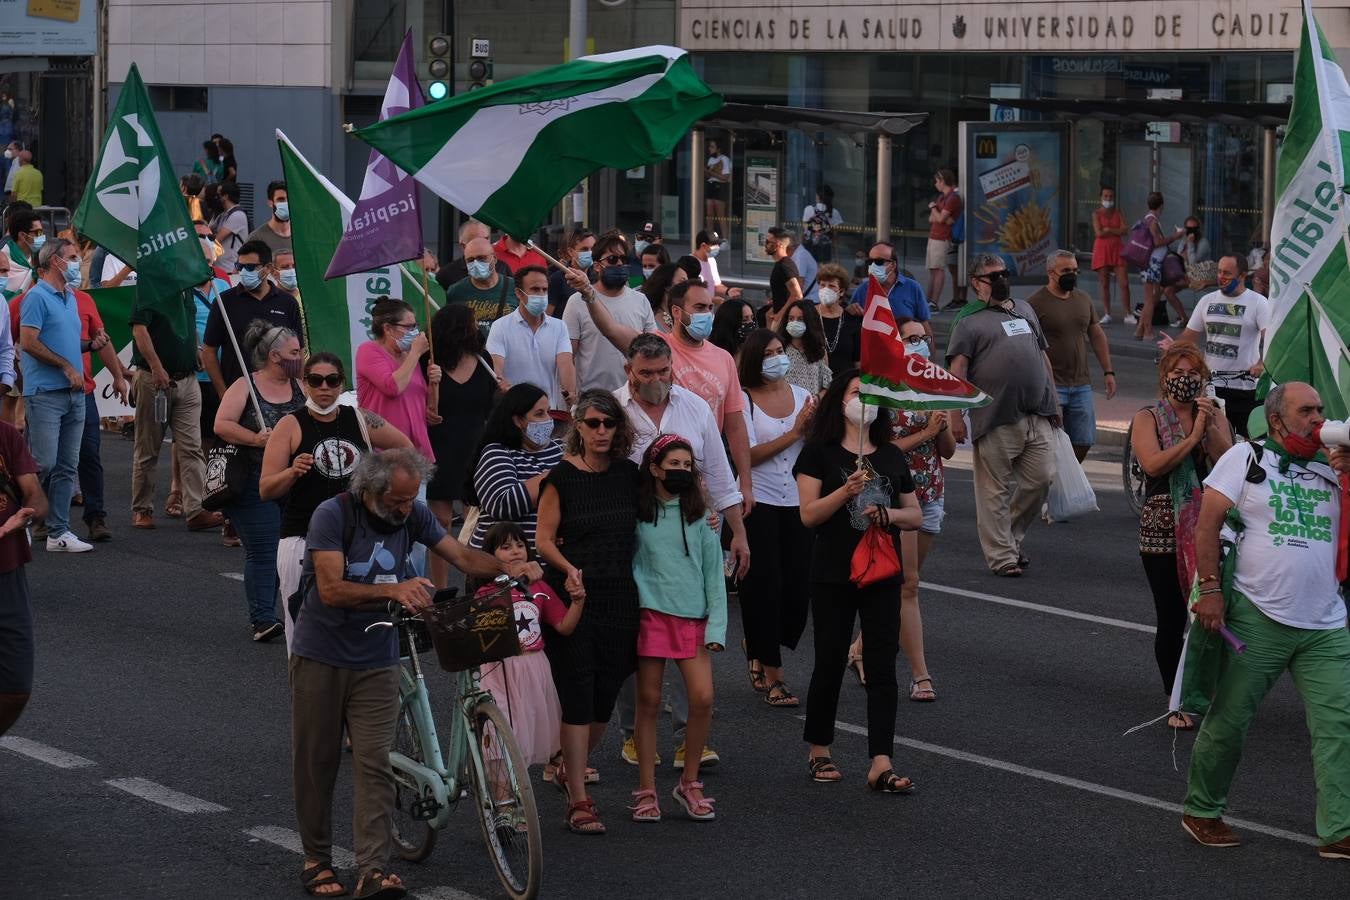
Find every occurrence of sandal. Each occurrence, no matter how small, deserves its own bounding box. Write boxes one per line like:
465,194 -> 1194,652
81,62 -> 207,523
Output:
764,680 -> 800,707
543,751 -> 599,784
353,868 -> 406,900
629,788 -> 661,823
1167,712 -> 1196,731
909,676 -> 937,702
743,640 -> 767,692
808,755 -> 842,783
564,798 -> 606,835
301,863 -> 347,897
672,779 -> 716,821
1017,553 -> 1030,569
994,563 -> 1023,577
164,490 -> 184,519
868,769 -> 916,794
848,651 -> 866,687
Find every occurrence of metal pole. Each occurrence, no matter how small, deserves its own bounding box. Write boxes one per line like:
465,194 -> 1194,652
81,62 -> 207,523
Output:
567,0 -> 588,226
1261,126 -> 1277,243
92,0 -> 107,163
875,133 -> 892,243
690,127 -> 705,245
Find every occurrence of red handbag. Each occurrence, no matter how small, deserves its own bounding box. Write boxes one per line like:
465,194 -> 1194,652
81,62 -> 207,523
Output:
849,525 -> 902,587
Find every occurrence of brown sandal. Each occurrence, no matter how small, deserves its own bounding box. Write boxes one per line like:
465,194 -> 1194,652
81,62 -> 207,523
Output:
565,798 -> 606,834
164,490 -> 184,519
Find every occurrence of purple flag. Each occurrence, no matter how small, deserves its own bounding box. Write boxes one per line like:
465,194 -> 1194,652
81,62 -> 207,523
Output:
326,31 -> 425,279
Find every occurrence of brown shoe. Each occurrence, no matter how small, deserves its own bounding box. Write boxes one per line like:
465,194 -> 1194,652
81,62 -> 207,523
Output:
222,521 -> 241,547
186,510 -> 224,531
1319,835 -> 1350,859
1182,814 -> 1241,848
88,515 -> 112,543
132,511 -> 156,529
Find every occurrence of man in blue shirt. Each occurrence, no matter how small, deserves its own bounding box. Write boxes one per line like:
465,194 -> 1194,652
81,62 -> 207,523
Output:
18,238 -> 92,553
849,240 -> 934,347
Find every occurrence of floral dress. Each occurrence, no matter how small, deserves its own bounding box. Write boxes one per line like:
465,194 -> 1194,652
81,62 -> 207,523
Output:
893,410 -> 943,504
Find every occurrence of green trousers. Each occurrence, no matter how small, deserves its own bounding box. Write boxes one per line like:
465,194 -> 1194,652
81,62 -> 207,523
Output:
1184,592 -> 1350,845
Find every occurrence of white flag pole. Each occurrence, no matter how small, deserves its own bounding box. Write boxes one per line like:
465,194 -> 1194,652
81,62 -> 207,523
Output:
212,289 -> 267,429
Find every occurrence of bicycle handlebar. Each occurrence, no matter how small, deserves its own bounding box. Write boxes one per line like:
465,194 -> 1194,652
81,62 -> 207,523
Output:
361,573 -> 535,633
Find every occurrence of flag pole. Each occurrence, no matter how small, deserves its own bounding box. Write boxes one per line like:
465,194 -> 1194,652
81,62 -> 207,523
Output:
527,239 -> 571,273
420,260 -> 440,421
212,290 -> 267,428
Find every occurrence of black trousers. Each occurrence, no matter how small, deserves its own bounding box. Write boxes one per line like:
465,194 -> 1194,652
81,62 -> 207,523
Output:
1140,552 -> 1188,694
739,504 -> 813,668
802,580 -> 901,759
1215,387 -> 1257,439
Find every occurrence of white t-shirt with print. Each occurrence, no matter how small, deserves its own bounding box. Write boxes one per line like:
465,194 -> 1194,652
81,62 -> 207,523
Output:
1204,442 -> 1347,630
562,286 -> 657,392
1185,288 -> 1270,388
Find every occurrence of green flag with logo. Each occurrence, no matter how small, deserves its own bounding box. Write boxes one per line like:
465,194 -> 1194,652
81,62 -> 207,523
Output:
72,63 -> 210,311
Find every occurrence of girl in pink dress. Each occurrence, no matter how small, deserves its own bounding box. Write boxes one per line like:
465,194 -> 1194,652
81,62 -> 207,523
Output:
1091,187 -> 1132,326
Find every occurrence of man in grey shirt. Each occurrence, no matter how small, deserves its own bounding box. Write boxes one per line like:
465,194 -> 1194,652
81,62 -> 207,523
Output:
947,254 -> 1061,577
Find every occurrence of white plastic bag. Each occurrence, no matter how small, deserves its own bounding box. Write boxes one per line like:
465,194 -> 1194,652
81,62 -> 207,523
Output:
1046,427 -> 1098,521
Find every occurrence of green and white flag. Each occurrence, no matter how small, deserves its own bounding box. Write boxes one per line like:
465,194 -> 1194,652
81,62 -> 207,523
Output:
351,45 -> 723,239
1264,0 -> 1350,420
73,63 -> 209,309
276,130 -> 442,377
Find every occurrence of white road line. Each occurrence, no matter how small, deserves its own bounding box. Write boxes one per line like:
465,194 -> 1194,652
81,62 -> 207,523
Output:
0,736 -> 97,769
220,572 -> 245,581
244,826 -> 356,870
920,581 -> 1156,634
105,777 -> 228,814
827,719 -> 1316,847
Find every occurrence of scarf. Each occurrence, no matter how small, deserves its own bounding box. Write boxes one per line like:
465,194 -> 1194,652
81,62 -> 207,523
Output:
1152,401 -> 1204,590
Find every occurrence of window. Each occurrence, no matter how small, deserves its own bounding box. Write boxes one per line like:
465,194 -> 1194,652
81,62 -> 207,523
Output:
147,86 -> 207,112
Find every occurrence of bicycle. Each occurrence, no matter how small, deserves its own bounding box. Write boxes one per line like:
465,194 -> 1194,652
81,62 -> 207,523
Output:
367,575 -> 542,899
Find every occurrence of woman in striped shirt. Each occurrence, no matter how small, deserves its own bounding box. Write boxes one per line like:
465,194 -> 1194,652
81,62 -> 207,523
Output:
467,383 -> 564,550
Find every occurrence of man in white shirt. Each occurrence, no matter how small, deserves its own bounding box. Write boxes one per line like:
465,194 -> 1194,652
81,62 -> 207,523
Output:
486,266 -> 576,409
1160,255 -> 1268,437
1182,382 -> 1350,859
561,232 -> 656,391
691,230 -> 740,302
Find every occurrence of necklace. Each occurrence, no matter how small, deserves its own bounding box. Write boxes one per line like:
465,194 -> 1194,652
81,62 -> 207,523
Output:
822,314 -> 843,353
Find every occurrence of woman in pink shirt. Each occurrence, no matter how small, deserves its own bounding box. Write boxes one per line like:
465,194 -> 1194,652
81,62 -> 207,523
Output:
354,298 -> 441,461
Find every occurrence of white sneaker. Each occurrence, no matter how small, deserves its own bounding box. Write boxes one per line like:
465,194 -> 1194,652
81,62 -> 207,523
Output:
1124,314 -> 1138,325
1098,314 -> 1112,325
46,531 -> 93,553
1170,318 -> 1185,328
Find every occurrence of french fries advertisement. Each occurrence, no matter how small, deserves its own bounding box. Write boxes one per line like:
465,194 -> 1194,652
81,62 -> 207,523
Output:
967,127 -> 1066,278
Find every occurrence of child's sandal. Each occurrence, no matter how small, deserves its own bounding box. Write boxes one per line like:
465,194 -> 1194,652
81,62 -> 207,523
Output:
672,779 -> 716,821
629,788 -> 661,823
564,798 -> 606,835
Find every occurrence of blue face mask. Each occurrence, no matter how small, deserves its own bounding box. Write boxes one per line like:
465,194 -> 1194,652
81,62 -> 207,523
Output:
1221,276 -> 1243,296
684,311 -> 714,341
708,245 -> 721,258
577,250 -> 593,269
238,267 -> 263,290
31,234 -> 46,253
641,267 -> 655,280
761,354 -> 791,382
278,267 -> 298,290
63,259 -> 82,286
908,340 -> 931,359
635,239 -> 650,255
398,327 -> 420,352
467,259 -> 492,280
523,419 -> 554,447
523,293 -> 548,317
273,201 -> 290,222
869,262 -> 889,281
599,264 -> 629,289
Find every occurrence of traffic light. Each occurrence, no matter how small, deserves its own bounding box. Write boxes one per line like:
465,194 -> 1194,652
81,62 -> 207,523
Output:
427,33 -> 451,100
468,57 -> 493,91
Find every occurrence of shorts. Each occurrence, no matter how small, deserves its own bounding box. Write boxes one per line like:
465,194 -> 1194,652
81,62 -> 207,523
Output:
920,497 -> 945,535
0,567 -> 34,694
706,181 -> 725,200
1056,384 -> 1097,448
636,609 -> 705,659
1141,258 -> 1164,285
926,238 -> 949,270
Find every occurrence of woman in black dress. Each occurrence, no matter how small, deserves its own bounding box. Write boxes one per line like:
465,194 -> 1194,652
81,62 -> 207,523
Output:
535,389 -> 640,835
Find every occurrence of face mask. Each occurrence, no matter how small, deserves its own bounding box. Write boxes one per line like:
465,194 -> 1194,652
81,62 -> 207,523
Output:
786,320 -> 807,339
819,287 -> 839,307
990,280 -> 1011,302
524,419 -> 554,447
467,260 -> 492,280
636,379 -> 670,405
30,234 -> 46,253
523,293 -> 548,317
278,267 -> 298,290
63,259 -> 81,286
708,245 -> 721,258
600,265 -> 629,289
277,356 -> 303,379
1101,199 -> 1114,208
909,340 -> 932,360
2,149 -> 10,160
1056,273 -> 1077,293
642,267 -> 655,279
761,354 -> 791,382
306,397 -> 342,416
200,237 -> 218,261
660,468 -> 695,494
684,311 -> 714,341
398,327 -> 420,352
274,201 -> 290,222
238,267 -> 263,290
1279,420 -> 1323,459
635,240 -> 650,255
735,322 -> 754,342
845,397 -> 879,427
577,250 -> 593,268
869,262 -> 888,281
1220,277 -> 1243,296
1164,372 -> 1203,403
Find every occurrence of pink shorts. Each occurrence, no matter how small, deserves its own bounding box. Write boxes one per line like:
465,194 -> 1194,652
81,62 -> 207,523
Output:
636,610 -> 706,659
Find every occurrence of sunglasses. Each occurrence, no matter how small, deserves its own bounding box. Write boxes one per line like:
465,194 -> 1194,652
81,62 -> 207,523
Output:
976,270 -> 1011,281
238,262 -> 264,272
867,257 -> 892,266
598,255 -> 626,266
305,373 -> 343,388
579,417 -> 619,431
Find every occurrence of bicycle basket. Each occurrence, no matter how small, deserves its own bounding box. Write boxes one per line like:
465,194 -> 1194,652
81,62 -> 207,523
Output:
419,589 -> 522,672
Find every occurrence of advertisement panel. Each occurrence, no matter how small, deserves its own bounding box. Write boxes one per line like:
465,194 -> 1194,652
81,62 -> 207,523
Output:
743,152 -> 780,264
959,122 -> 1069,279
0,0 -> 98,55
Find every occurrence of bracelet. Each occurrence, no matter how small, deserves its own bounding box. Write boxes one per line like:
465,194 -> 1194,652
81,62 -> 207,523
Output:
1197,587 -> 1223,596
1103,370 -> 1115,376
1198,574 -> 1219,584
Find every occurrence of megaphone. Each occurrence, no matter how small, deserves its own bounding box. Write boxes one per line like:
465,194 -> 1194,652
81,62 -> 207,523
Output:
1316,420 -> 1350,447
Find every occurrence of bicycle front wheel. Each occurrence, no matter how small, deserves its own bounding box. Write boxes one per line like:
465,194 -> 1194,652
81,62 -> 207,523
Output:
1122,420 -> 1145,517
391,700 -> 438,863
466,700 -> 542,900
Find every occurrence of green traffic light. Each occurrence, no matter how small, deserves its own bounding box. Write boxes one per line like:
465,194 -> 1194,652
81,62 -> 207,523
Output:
428,81 -> 448,100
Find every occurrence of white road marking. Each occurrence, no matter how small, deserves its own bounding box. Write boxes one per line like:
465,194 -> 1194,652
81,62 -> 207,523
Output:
920,581 -> 1156,634
244,825 -> 355,869
827,719 -> 1317,847
221,572 -> 245,581
0,736 -> 97,769
105,777 -> 228,813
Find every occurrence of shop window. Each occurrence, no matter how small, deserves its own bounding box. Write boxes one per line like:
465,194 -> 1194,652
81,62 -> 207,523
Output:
147,86 -> 207,112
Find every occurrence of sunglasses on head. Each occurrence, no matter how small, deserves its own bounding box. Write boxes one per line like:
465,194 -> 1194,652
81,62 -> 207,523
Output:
579,416 -> 619,431
305,373 -> 343,388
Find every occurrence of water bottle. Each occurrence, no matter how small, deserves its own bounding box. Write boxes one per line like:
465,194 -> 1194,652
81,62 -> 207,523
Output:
154,389 -> 168,425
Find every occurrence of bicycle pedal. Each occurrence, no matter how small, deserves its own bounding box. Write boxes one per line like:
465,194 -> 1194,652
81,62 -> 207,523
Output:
411,797 -> 442,821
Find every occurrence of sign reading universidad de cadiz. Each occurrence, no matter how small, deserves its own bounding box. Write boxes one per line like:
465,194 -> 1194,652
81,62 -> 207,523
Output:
679,1 -> 1348,53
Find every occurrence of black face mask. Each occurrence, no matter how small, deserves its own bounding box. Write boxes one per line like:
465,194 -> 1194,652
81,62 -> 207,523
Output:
661,469 -> 695,494
735,322 -> 754,342
990,280 -> 1011,302
599,265 -> 629,289
1056,273 -> 1077,292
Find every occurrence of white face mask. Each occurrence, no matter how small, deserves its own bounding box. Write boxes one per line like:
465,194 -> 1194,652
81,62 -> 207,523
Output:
1101,199 -> 1114,208
845,397 -> 879,427
819,287 -> 839,306
305,397 -> 341,416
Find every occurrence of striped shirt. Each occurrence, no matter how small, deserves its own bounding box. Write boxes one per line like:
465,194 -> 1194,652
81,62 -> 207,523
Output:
468,440 -> 565,550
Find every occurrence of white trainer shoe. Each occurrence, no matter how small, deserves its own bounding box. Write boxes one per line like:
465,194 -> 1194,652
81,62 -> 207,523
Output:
47,531 -> 94,553
1124,314 -> 1138,325
1098,314 -> 1112,325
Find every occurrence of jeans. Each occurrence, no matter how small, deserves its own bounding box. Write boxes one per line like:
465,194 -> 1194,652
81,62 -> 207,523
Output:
226,466 -> 281,627
77,391 -> 105,523
1055,384 -> 1097,449
26,388 -> 86,537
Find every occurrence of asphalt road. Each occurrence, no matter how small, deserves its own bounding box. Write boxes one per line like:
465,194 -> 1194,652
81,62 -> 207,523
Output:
4,418 -> 1347,898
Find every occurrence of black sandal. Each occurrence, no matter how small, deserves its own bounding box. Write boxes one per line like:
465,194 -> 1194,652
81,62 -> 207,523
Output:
994,563 -> 1023,577
301,864 -> 347,897
868,769 -> 915,794
764,680 -> 800,707
809,756 -> 842,783
353,869 -> 406,900
743,640 -> 767,692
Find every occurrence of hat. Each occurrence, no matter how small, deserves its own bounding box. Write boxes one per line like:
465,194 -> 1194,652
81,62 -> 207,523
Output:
695,229 -> 722,247
637,222 -> 661,239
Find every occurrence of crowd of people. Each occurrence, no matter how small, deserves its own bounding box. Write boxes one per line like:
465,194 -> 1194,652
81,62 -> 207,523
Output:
0,166 -> 1346,897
